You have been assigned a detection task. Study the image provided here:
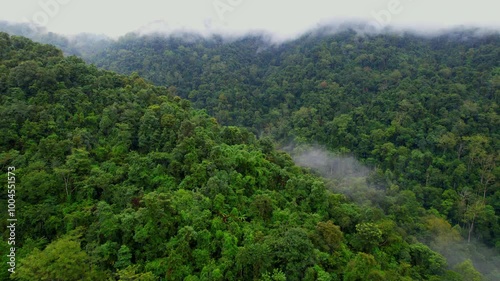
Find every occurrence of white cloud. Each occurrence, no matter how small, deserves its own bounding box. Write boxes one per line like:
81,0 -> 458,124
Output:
0,0 -> 499,37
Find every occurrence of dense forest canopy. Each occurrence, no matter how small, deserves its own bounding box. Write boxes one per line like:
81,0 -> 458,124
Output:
0,22 -> 499,280
77,26 -> 499,249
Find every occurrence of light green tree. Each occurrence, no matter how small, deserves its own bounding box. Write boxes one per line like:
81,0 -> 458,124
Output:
14,234 -> 106,281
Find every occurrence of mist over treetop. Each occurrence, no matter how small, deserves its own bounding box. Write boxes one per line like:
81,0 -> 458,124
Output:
0,15 -> 499,280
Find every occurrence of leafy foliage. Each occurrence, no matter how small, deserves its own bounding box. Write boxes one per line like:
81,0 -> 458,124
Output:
0,28 -> 498,280
81,28 -> 499,251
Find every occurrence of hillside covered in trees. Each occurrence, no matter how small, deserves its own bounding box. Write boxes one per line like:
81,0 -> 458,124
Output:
82,27 -> 500,249
0,25 -> 499,280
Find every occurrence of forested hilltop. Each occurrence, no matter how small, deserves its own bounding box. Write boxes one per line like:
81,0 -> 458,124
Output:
83,27 -> 500,279
2,32 -> 491,281
77,27 -> 500,248
0,26 -> 498,280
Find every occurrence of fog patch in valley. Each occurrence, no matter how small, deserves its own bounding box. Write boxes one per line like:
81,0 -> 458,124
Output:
283,144 -> 387,206
288,144 -> 500,279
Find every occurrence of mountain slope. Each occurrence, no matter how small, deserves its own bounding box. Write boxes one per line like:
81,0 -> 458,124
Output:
2,32 -> 487,280
82,28 -> 500,250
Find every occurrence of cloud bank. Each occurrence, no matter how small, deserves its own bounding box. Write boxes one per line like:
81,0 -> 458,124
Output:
0,0 -> 498,40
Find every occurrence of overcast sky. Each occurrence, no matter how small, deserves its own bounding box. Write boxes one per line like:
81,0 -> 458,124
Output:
1,0 -> 499,38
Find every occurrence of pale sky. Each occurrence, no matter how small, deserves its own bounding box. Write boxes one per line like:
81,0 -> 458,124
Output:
1,0 -> 499,38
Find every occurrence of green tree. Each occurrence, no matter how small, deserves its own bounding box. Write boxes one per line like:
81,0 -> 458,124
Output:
453,259 -> 483,281
353,222 -> 383,252
116,265 -> 156,281
343,252 -> 384,281
314,220 -> 343,253
14,234 -> 105,281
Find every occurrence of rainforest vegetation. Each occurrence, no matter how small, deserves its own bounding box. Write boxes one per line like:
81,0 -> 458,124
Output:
83,27 -> 500,251
0,24 -> 499,280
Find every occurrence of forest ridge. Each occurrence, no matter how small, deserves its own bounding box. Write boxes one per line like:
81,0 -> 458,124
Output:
0,24 -> 499,280
83,27 -> 500,249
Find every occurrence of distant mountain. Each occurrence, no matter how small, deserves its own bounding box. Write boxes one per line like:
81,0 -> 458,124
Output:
1,26 -> 499,280
0,21 -> 112,57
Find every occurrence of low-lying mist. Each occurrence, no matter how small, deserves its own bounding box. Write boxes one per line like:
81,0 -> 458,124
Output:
292,146 -> 371,179
286,144 -> 500,279
283,144 -> 387,206
2,19 -> 498,49
424,225 -> 500,280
